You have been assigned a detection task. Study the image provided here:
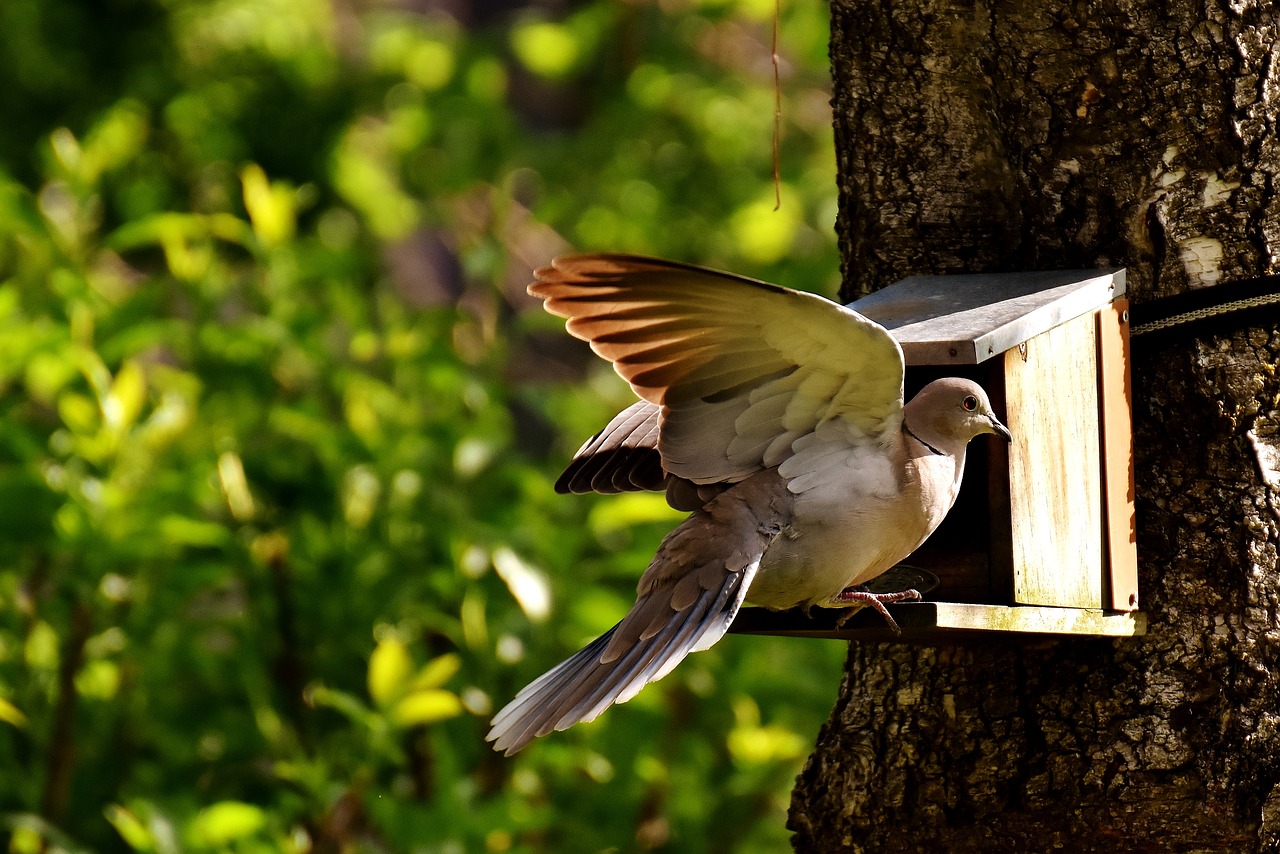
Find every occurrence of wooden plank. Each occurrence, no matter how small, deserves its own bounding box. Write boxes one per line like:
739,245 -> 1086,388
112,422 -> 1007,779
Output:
1005,311 -> 1104,607
851,270 -> 1126,365
1098,299 -> 1140,610
728,602 -> 1146,639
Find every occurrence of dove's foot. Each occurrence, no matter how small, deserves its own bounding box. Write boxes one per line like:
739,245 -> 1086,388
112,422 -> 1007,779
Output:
833,587 -> 922,633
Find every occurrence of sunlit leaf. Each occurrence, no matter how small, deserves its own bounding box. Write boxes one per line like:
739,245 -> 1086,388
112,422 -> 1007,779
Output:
510,21 -> 579,79
58,392 -> 99,435
491,547 -> 551,622
81,100 -> 149,184
730,189 -> 802,265
409,653 -> 461,692
104,804 -> 155,852
217,451 -> 255,522
461,590 -> 489,652
332,122 -> 417,239
727,696 -> 806,765
76,659 -> 121,700
240,163 -> 296,248
24,621 -> 60,671
187,801 -> 266,846
587,493 -> 685,537
105,359 -> 147,433
390,689 -> 464,727
0,697 -> 28,729
341,465 -> 381,529
405,40 -> 455,90
368,637 -> 413,707
24,350 -> 78,404
4,814 -> 93,854
157,515 -> 230,547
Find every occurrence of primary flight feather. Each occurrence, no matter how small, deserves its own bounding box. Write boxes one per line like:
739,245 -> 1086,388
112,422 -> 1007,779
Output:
488,255 -> 1010,755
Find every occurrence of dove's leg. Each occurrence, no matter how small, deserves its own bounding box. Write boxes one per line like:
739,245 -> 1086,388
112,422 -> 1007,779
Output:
832,587 -> 922,633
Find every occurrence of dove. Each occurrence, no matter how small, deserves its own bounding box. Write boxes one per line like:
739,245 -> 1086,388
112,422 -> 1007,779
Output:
487,254 -> 1010,755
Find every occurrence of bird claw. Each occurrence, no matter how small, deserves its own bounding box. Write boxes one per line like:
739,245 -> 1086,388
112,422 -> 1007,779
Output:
833,587 -> 922,634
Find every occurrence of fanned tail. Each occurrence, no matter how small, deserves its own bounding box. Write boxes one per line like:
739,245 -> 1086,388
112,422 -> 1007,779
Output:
486,562 -> 752,755
488,468 -> 792,755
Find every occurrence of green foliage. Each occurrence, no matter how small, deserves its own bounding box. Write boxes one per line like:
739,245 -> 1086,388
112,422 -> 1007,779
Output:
0,0 -> 847,850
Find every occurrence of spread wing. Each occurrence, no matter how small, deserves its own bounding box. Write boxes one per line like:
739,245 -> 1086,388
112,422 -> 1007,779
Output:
529,254 -> 906,486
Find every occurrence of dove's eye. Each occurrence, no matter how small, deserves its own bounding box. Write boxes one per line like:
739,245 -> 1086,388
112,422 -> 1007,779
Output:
961,395 -> 978,412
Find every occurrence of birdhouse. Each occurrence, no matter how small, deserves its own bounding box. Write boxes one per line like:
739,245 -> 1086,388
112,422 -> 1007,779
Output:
730,269 -> 1144,639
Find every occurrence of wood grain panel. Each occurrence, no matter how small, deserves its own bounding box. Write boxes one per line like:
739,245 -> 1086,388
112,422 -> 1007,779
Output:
1005,311 -> 1103,607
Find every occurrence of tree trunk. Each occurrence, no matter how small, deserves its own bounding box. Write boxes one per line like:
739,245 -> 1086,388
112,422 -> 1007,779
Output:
789,2 -> 1280,851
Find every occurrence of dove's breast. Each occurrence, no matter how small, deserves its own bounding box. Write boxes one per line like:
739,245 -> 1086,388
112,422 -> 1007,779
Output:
747,438 -> 964,610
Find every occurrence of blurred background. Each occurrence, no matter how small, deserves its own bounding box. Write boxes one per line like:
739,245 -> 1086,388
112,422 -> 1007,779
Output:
0,0 -> 847,850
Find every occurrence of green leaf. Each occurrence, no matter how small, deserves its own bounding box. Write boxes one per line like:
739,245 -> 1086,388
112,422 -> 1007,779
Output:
409,652 -> 461,692
105,359 -> 147,433
510,21 -> 580,79
0,697 -> 28,729
156,515 -> 231,548
24,349 -> 78,404
240,164 -> 296,248
305,683 -> 376,728
58,392 -> 100,435
104,804 -> 155,852
216,451 -> 255,523
390,689 -> 464,727
729,189 -> 801,265
187,801 -> 266,846
587,493 -> 685,537
24,621 -> 60,671
368,637 -> 413,707
81,100 -> 149,183
404,40 -> 455,91
75,659 -> 121,700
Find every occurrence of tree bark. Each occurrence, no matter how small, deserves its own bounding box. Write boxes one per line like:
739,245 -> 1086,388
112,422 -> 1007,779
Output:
790,2 -> 1280,851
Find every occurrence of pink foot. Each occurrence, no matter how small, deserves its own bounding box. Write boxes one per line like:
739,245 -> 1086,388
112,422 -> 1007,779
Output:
834,587 -> 922,633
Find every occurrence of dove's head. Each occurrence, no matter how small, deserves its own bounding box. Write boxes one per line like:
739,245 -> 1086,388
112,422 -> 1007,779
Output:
903,378 -> 1012,453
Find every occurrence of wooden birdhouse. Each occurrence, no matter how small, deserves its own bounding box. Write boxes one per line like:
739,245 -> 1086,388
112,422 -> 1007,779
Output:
731,269 -> 1143,639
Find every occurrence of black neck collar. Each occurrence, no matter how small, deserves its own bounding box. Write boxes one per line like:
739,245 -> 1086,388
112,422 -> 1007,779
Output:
903,421 -> 944,456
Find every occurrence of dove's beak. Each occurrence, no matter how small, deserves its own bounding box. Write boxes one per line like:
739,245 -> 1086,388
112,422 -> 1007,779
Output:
987,417 -> 1012,443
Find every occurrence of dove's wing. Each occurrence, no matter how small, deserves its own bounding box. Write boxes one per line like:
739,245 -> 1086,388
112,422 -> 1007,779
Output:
487,470 -> 791,755
556,401 -> 665,495
555,400 -> 726,511
529,255 -> 906,486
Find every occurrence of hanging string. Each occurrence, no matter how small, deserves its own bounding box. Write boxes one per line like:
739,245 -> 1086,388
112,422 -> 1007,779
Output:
771,0 -> 782,210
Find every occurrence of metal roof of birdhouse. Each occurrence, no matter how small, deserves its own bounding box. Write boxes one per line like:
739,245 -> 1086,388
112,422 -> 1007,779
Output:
849,269 -> 1127,364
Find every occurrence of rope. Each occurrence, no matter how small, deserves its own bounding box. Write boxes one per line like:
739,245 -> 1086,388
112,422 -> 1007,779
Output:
1127,274 -> 1280,349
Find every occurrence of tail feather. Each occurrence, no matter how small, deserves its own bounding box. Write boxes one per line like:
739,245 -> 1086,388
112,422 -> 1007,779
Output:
488,468 -> 791,755
565,591 -> 707,724
486,566 -> 753,755
487,631 -> 613,746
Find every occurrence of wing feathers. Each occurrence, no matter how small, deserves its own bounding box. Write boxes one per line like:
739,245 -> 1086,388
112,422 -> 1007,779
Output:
528,254 -> 905,487
555,401 -> 665,495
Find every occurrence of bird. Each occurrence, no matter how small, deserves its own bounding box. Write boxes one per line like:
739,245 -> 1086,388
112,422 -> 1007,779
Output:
487,254 -> 1011,755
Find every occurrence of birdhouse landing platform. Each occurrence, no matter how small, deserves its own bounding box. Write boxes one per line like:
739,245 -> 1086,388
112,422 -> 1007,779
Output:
730,269 -> 1144,640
